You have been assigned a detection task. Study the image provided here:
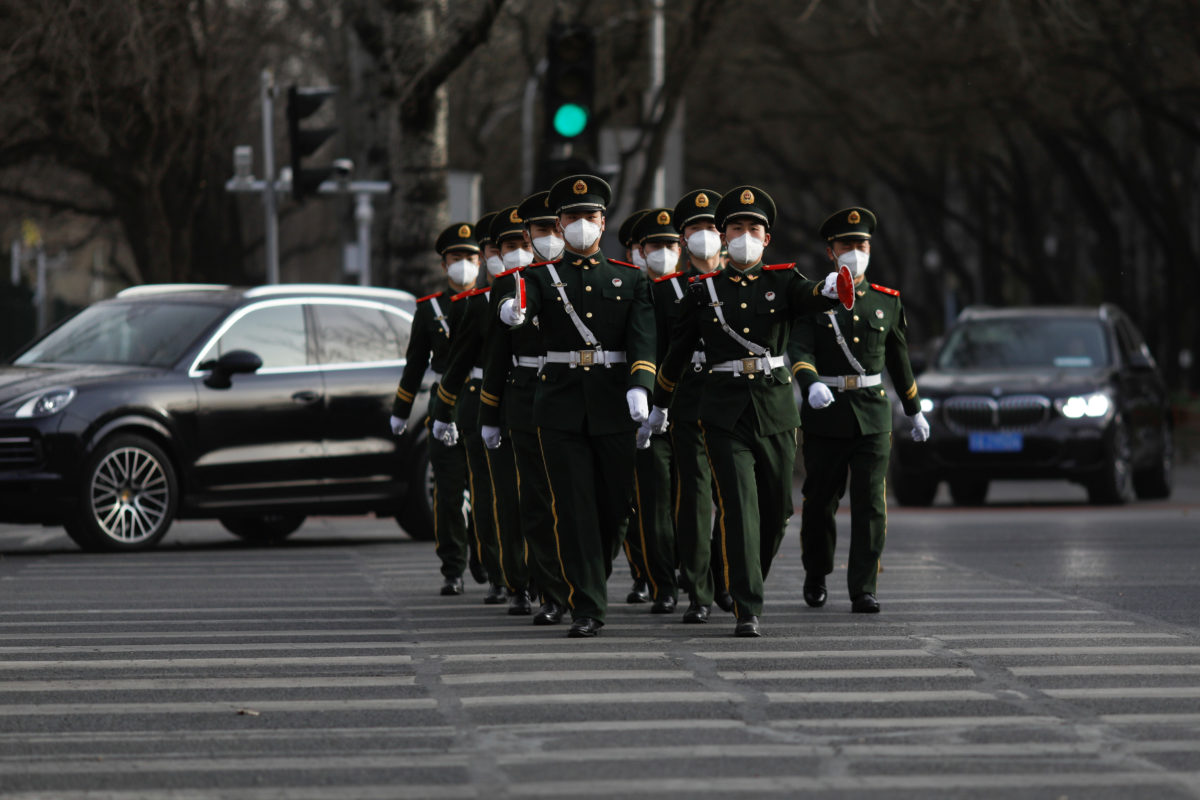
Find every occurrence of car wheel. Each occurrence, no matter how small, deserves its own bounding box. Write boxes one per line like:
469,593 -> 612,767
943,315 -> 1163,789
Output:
395,435 -> 435,541
949,479 -> 989,506
219,514 -> 306,543
1132,421 -> 1173,500
891,470 -> 938,507
64,434 -> 178,552
1087,417 -> 1135,505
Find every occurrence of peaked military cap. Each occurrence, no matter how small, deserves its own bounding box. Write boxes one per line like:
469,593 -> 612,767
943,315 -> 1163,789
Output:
673,189 -> 721,232
474,212 -> 497,248
618,209 -> 652,249
714,185 -> 776,230
490,205 -> 525,243
436,222 -> 479,255
517,190 -> 557,226
632,208 -> 679,245
819,207 -> 876,241
547,173 -> 612,214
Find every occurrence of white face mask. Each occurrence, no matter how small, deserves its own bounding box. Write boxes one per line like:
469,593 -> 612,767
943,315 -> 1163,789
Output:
563,218 -> 602,251
726,232 -> 764,266
532,234 -> 564,262
686,229 -> 722,260
645,247 -> 679,275
631,248 -> 647,270
446,258 -> 478,286
502,247 -> 534,270
485,254 -> 505,277
837,248 -> 870,278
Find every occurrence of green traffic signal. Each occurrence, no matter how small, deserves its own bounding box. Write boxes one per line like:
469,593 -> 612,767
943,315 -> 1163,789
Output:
552,103 -> 589,138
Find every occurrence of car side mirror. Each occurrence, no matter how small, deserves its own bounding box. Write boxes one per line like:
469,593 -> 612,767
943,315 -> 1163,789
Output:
201,349 -> 262,389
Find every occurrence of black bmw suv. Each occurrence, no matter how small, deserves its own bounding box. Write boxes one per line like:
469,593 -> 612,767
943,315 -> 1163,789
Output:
891,305 -> 1173,506
0,284 -> 433,551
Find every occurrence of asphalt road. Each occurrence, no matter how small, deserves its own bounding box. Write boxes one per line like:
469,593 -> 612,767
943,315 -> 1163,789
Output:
1,468 -> 1198,799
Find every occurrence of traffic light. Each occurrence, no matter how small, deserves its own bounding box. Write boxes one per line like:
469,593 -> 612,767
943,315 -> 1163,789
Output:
544,24 -> 596,151
286,85 -> 338,200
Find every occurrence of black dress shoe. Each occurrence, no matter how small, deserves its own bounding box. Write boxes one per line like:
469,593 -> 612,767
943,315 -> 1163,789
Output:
852,593 -> 881,613
682,601 -> 710,624
467,549 -> 487,585
626,579 -> 650,604
507,589 -> 532,616
440,576 -> 464,596
650,596 -> 677,614
734,614 -> 761,637
714,591 -> 734,612
567,617 -> 603,638
803,575 -> 827,608
533,600 -> 564,625
483,583 -> 506,605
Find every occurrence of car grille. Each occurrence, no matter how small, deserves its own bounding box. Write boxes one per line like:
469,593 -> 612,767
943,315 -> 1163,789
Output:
0,435 -> 40,469
942,395 -> 1051,432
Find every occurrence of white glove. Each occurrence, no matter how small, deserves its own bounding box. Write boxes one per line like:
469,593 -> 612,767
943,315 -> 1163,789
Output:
820,272 -> 839,299
626,387 -> 650,423
909,411 -> 931,442
635,422 -> 652,450
499,298 -> 526,327
647,405 -> 669,435
389,415 -> 408,436
807,382 -> 835,409
432,420 -> 459,446
481,425 -> 502,450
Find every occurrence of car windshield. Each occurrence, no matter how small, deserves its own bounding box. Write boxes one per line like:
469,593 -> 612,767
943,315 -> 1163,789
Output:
938,317 -> 1111,370
13,301 -> 228,368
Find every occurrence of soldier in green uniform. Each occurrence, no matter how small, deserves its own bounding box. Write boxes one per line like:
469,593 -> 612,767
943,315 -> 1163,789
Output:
497,174 -> 657,638
793,207 -> 930,613
649,186 -> 839,637
479,190 -> 571,625
390,222 -> 480,596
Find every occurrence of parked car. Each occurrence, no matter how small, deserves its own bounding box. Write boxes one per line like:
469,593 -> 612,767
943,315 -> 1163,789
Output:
0,284 -> 434,551
891,304 -> 1173,506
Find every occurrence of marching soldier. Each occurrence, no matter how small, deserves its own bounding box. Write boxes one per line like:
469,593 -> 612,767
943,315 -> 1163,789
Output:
497,174 -> 657,638
649,186 -> 838,637
389,222 -> 480,596
793,207 -> 930,613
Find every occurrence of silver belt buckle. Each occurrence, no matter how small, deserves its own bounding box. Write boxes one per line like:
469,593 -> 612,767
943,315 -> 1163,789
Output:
741,357 -> 759,374
579,350 -> 595,367
844,375 -> 859,390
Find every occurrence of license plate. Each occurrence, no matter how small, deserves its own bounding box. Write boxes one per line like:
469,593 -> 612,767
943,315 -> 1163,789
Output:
968,432 -> 1023,452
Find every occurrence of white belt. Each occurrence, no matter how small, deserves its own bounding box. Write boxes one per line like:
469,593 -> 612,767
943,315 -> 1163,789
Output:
690,351 -> 706,372
819,373 -> 882,390
543,349 -> 626,368
513,355 -> 544,369
709,355 -> 786,375
469,368 -> 483,380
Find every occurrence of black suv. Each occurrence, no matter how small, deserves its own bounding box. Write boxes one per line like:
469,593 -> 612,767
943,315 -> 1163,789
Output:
891,305 -> 1173,506
0,284 -> 433,550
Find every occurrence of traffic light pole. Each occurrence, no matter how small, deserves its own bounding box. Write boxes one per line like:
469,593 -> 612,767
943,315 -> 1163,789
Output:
261,70 -> 281,285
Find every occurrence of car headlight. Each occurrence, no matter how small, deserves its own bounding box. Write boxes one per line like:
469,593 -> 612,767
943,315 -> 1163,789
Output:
14,388 -> 77,418
919,398 -> 935,414
1055,391 -> 1111,420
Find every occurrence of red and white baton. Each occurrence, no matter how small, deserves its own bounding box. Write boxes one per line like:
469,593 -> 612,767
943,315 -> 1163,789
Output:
836,264 -> 855,311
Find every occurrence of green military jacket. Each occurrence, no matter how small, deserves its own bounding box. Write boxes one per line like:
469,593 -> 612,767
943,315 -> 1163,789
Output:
479,266 -> 546,434
792,279 -> 922,438
650,267 -> 710,423
392,288 -> 467,419
653,261 -> 834,436
512,249 -> 656,436
431,287 -> 491,425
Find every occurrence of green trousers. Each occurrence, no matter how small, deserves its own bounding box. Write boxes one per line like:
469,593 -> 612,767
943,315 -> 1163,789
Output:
670,418 -> 723,606
632,433 -> 677,603
699,409 -> 796,618
537,426 -> 636,623
482,437 -> 531,593
458,381 -> 501,586
426,418 -> 469,579
800,431 -> 890,599
508,428 -> 569,606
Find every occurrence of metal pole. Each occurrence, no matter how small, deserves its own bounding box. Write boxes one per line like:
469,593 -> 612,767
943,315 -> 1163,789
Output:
35,247 -> 47,333
261,70 -> 281,284
521,59 -> 547,196
355,193 -> 373,287
10,240 -> 19,286
649,0 -> 665,206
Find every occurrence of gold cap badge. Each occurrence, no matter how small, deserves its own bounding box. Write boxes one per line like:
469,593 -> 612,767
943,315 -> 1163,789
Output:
457,224 -> 471,238
572,179 -> 588,195
509,209 -> 521,223
740,189 -> 755,205
695,193 -> 710,208
656,211 -> 671,225
848,210 -> 861,224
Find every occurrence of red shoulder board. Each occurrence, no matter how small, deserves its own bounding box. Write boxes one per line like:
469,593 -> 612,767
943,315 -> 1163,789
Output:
609,259 -> 641,270
763,262 -> 796,271
416,291 -> 442,303
871,283 -> 900,296
495,266 -> 525,278
653,271 -> 685,283
688,271 -> 721,283
452,287 -> 489,301
528,260 -> 555,268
